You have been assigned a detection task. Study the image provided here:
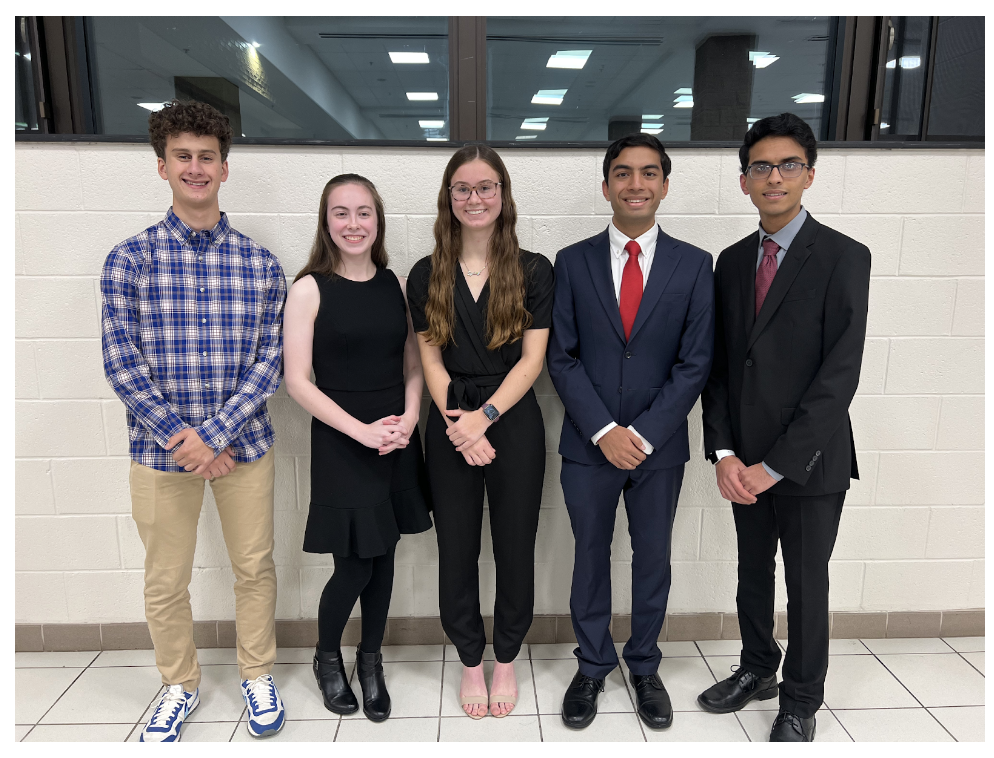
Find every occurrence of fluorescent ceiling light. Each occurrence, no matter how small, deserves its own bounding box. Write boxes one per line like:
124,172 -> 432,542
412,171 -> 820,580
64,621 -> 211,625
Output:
642,114 -> 664,119
641,128 -> 663,135
406,92 -> 438,101
138,102 -> 169,112
251,41 -> 261,48
880,122 -> 890,129
531,89 -> 567,105
521,117 -> 549,130
747,118 -> 759,125
886,59 -> 896,69
673,101 -> 694,108
515,135 -> 538,140
546,50 -> 592,69
748,51 -> 779,68
674,87 -> 692,95
390,52 -> 429,64
426,137 -> 447,142
792,93 -> 825,104
641,123 -> 663,129
419,120 -> 445,128
899,55 -> 921,69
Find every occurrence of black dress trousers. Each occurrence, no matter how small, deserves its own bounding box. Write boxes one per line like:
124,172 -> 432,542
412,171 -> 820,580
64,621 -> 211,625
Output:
732,490 -> 845,718
425,390 -> 546,667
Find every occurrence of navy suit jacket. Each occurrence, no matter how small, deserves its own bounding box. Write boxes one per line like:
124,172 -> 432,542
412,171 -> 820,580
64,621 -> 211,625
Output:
547,226 -> 715,470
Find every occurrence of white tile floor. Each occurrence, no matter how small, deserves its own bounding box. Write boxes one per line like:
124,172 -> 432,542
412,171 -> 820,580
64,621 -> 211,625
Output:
15,637 -> 985,742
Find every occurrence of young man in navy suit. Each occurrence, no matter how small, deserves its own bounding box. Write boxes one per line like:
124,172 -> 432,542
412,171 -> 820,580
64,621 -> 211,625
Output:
547,134 -> 715,730
699,113 -> 870,742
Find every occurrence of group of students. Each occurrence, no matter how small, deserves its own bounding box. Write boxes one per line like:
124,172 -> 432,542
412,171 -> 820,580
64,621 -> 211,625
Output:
100,99 -> 869,743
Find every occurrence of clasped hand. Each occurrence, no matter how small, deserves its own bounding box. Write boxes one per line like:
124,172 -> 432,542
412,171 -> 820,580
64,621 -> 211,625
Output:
444,408 -> 496,466
166,428 -> 236,480
357,415 -> 416,455
714,456 -> 776,504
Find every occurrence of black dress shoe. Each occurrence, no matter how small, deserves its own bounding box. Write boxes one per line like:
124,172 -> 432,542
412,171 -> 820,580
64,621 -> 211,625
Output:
356,647 -> 391,722
561,671 -> 604,729
312,647 -> 359,714
769,709 -> 816,742
629,672 -> 673,729
697,667 -> 778,714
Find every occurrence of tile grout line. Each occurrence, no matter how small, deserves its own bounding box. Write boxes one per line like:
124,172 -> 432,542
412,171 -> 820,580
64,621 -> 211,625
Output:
865,649 -> 959,741
436,650 -> 445,742
29,663 -> 93,729
527,645 -> 544,742
952,650 -> 985,678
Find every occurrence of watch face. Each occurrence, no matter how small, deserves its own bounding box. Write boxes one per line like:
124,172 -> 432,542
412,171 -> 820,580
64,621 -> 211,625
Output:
483,404 -> 499,421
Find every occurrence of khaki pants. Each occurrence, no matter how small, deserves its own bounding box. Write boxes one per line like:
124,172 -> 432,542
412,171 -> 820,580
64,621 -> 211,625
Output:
130,447 -> 277,691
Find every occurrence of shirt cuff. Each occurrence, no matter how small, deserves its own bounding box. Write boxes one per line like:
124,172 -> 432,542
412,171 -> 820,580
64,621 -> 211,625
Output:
761,461 -> 784,481
715,449 -> 735,461
591,422 -> 617,446
627,426 -> 654,455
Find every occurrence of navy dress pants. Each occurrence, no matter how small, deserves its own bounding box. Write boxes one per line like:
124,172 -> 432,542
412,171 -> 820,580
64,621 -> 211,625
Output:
561,459 -> 683,680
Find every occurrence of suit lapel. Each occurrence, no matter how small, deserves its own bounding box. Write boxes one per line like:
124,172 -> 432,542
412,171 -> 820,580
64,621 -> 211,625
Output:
627,226 -> 680,343
747,215 -> 818,351
583,229 -> 626,343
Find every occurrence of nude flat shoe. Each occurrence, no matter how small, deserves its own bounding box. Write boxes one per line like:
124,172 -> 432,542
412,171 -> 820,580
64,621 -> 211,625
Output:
460,694 -> 489,720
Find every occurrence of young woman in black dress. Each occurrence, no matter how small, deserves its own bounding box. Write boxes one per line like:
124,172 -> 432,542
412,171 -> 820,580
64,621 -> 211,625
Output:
407,146 -> 554,719
284,174 -> 432,722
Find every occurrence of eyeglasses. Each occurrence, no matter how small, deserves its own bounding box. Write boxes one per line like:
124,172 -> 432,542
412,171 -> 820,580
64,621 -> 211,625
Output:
449,181 -> 502,201
744,161 -> 810,180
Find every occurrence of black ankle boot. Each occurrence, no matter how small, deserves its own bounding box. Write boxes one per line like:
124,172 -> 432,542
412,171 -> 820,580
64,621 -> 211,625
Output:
356,646 -> 391,722
312,647 -> 358,714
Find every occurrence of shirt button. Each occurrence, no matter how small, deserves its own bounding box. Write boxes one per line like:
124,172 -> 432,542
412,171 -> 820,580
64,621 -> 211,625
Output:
200,287 -> 205,292
202,318 -> 207,323
199,256 -> 204,262
745,359 -> 753,367
202,351 -> 207,357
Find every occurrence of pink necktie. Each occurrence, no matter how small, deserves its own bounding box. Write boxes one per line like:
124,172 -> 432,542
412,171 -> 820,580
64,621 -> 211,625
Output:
755,237 -> 779,317
619,240 -> 643,340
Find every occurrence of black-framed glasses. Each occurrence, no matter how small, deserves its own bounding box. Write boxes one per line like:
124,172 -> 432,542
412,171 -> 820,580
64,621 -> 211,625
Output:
449,181 -> 502,201
744,161 -> 810,180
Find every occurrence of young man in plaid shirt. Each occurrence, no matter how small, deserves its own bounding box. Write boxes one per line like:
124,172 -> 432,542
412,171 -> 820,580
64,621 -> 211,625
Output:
101,100 -> 287,741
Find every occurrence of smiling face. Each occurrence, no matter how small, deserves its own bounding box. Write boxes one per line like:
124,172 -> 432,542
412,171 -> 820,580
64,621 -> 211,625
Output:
449,158 -> 503,234
156,132 -> 228,216
602,146 -> 669,239
740,135 -> 815,233
326,182 -> 378,263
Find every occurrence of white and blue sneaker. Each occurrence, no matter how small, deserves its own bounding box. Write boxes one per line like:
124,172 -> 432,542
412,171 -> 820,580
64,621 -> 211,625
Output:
241,674 -> 285,737
140,684 -> 199,742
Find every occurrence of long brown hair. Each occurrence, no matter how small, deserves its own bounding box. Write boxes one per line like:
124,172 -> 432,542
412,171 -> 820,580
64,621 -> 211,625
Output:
423,145 -> 530,350
294,174 -> 388,283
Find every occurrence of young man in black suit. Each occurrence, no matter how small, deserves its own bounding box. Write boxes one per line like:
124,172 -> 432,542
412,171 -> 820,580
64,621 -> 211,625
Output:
699,113 -> 870,742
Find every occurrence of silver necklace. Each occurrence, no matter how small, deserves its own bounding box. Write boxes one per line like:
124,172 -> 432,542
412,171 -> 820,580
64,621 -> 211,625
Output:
461,259 -> 488,277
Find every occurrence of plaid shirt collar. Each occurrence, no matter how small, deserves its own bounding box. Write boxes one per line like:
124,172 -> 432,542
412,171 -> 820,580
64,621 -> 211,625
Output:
163,206 -> 231,247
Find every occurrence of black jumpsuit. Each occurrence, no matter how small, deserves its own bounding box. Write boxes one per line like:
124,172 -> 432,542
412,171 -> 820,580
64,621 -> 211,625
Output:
407,251 -> 554,666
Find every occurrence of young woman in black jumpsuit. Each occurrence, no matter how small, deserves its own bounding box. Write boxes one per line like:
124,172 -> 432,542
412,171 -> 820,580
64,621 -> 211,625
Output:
283,175 -> 432,722
407,146 -> 554,719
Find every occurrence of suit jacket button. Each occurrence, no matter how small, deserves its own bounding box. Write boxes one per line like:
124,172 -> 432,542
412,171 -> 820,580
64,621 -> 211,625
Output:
625,351 -> 632,358
618,387 -> 623,394
815,450 -> 821,456
805,465 -> 812,471
745,359 -> 753,367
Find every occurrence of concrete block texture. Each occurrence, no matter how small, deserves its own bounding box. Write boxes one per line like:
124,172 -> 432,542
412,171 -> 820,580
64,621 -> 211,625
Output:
12,143 -> 986,624
900,215 -> 984,276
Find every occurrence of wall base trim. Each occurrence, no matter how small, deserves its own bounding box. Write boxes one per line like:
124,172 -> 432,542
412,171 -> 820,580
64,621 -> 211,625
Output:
15,610 -> 984,652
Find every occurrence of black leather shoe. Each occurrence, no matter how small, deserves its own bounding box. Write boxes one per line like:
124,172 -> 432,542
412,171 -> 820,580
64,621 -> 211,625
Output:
561,671 -> 604,729
697,667 -> 778,714
769,709 -> 816,742
312,647 -> 359,714
629,672 -> 673,729
356,647 -> 391,722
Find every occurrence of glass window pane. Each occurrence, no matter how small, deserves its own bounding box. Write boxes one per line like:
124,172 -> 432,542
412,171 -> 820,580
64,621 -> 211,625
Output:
486,17 -> 838,142
85,16 -> 448,141
878,16 -> 931,139
15,16 -> 40,132
926,16 -> 984,140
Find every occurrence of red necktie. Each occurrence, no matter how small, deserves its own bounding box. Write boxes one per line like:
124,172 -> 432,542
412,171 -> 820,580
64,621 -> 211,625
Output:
619,240 -> 643,340
755,237 -> 779,317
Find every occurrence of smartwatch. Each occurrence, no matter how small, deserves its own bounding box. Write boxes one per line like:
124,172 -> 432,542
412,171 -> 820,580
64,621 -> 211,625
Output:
481,403 -> 500,423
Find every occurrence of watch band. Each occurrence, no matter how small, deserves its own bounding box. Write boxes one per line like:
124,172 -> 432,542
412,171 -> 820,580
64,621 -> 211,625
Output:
482,403 -> 500,422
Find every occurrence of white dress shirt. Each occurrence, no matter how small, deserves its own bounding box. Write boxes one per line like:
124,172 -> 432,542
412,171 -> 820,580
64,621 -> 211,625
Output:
590,221 -> 659,455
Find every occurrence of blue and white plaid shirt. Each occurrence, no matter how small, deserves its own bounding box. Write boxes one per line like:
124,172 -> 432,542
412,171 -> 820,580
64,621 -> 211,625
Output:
101,207 -> 286,471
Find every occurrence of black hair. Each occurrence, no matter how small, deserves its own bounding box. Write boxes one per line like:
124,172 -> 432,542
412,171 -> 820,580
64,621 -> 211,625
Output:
739,112 -> 817,173
602,132 -> 672,181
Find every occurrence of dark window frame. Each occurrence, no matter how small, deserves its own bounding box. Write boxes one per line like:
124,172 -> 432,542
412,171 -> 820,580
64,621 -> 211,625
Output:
15,15 -> 983,149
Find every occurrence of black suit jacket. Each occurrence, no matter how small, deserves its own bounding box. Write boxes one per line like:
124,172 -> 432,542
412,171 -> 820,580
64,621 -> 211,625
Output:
701,213 -> 871,496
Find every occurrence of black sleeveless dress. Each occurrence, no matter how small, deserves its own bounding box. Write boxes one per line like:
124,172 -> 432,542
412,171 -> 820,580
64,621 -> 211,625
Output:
301,269 -> 432,558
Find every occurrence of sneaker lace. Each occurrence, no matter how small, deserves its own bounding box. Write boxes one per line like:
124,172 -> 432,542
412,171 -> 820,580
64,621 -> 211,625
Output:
245,675 -> 278,713
149,684 -> 187,728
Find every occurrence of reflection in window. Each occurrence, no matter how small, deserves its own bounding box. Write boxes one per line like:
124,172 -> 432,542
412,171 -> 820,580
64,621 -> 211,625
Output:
15,16 -> 40,132
878,17 -> 931,139
486,17 -> 838,142
85,17 -> 448,140
926,16 -> 984,140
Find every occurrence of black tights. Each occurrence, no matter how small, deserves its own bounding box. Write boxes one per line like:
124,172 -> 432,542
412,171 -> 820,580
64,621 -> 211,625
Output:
317,545 -> 395,653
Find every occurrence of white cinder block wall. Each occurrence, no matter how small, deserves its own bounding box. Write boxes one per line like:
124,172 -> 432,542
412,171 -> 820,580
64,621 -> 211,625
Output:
14,143 -> 985,625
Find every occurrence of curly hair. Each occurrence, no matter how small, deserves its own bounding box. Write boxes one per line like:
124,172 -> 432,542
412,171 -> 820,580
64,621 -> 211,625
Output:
148,99 -> 233,161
